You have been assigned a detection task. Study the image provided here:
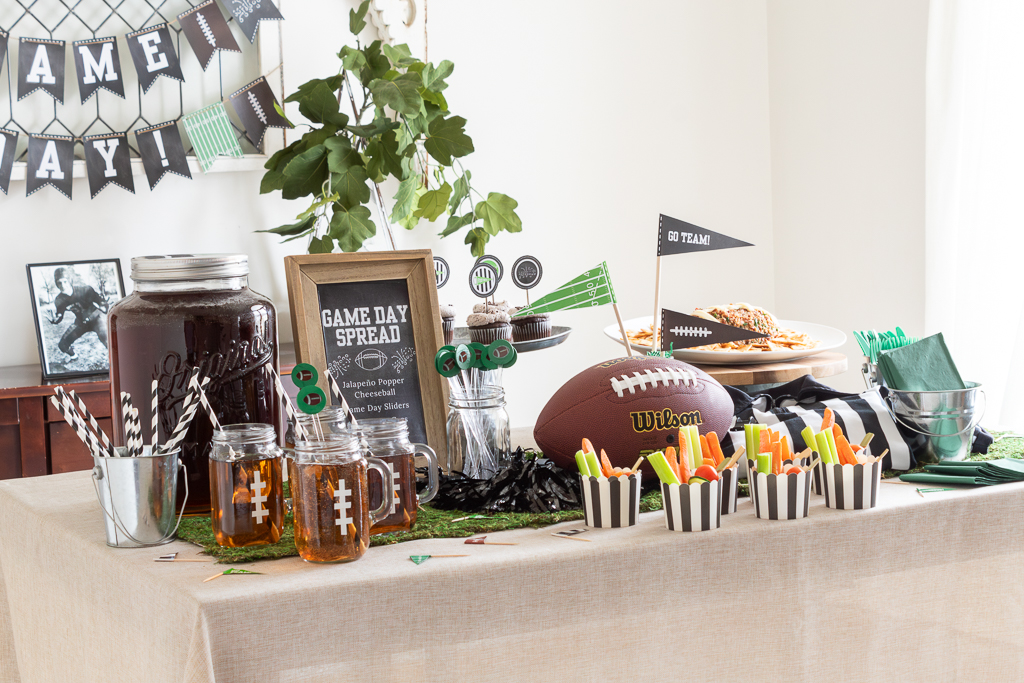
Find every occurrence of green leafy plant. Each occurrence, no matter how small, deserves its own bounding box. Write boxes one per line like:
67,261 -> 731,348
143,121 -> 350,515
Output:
259,1 -> 522,256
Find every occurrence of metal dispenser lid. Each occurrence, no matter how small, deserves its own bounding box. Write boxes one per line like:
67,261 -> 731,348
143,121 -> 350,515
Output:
130,254 -> 249,281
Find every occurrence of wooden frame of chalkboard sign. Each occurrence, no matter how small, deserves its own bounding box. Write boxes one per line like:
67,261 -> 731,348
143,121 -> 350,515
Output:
284,251 -> 447,462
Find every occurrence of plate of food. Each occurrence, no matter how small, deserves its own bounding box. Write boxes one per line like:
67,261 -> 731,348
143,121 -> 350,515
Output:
602,304 -> 846,365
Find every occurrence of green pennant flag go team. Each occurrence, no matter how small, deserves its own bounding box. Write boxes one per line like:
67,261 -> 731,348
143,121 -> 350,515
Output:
512,262 -> 634,357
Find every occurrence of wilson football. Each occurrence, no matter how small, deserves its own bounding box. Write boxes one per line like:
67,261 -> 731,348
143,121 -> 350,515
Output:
534,356 -> 735,475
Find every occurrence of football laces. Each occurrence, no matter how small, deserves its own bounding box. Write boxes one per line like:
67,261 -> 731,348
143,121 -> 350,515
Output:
609,368 -> 697,397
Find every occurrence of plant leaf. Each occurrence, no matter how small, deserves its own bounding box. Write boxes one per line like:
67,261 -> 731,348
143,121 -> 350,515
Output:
329,205 -> 376,252
339,45 -> 367,72
474,193 -> 522,235
257,215 -> 316,236
359,41 -> 391,85
390,175 -> 420,222
330,164 -> 371,209
299,124 -> 339,151
285,77 -> 344,104
309,235 -> 335,254
349,0 -> 370,34
424,115 -> 474,165
382,43 -> 417,67
346,118 -> 401,138
422,60 -> 454,92
464,227 -> 489,257
369,72 -> 423,117
414,182 -> 452,222
260,170 -> 286,194
419,88 -> 448,111
297,193 -> 340,220
325,136 -> 362,173
281,145 -> 330,200
449,170 -> 471,211
264,140 -> 301,171
440,212 -> 475,236
297,83 -> 348,127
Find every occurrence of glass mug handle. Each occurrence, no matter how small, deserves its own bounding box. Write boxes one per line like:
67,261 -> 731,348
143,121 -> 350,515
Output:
365,456 -> 395,526
412,443 -> 440,505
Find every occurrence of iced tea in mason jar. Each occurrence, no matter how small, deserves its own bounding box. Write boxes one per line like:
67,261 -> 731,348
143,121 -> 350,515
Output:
209,424 -> 284,547
291,432 -> 394,563
361,418 -> 440,535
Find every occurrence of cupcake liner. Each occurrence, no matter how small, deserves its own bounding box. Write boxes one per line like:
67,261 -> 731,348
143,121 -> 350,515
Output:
748,469 -> 812,520
512,319 -> 552,342
721,466 -> 739,514
660,479 -> 723,532
821,461 -> 882,510
468,323 -> 512,345
579,473 -> 641,528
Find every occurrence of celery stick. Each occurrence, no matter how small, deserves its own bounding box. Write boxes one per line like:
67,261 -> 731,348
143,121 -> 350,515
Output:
744,425 -> 755,465
824,429 -> 839,467
575,450 -> 591,477
756,453 -> 772,476
815,431 -> 833,464
585,452 -> 602,478
647,451 -> 681,485
687,426 -> 701,469
801,426 -> 818,453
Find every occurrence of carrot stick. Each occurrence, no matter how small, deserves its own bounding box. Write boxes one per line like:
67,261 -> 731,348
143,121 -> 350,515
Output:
678,432 -> 690,473
665,446 -> 679,480
582,438 -> 596,455
835,434 -> 857,466
821,408 -> 834,431
770,428 -> 780,444
759,429 -> 771,455
780,435 -> 791,461
771,442 -> 782,475
699,434 -> 710,462
600,449 -> 614,477
707,432 -> 725,466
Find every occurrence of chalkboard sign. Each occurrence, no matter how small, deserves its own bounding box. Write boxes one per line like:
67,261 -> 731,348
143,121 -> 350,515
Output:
283,251 -> 447,460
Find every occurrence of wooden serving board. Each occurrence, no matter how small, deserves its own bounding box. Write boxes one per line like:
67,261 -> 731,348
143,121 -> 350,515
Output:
691,352 -> 848,387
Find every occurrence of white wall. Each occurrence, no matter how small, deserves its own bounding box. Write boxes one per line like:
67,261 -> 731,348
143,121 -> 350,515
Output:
767,0 -> 929,392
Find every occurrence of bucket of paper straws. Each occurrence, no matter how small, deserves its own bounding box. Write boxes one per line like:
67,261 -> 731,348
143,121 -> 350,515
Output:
573,445 -> 641,528
47,374 -> 215,547
646,439 -> 742,532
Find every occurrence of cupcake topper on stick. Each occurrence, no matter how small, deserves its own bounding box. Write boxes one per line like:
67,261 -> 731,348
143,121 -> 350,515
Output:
469,262 -> 499,300
433,256 -> 450,289
511,255 -> 543,306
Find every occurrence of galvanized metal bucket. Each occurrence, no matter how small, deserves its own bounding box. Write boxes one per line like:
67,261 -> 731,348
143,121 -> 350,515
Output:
886,383 -> 985,465
92,446 -> 188,548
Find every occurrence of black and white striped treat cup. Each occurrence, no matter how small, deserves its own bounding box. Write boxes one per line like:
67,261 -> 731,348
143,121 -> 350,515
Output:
821,461 -> 882,510
749,469 -> 812,520
812,462 -> 824,495
721,466 -> 739,515
660,479 -> 723,532
580,473 -> 641,528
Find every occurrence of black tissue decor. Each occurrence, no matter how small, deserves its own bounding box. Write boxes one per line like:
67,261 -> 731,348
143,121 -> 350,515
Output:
426,448 -> 583,513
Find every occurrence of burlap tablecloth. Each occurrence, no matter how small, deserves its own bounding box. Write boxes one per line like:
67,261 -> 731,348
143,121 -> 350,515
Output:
2,471 -> 1024,683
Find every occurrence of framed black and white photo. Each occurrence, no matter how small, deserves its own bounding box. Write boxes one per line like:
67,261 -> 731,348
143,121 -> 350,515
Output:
26,259 -> 125,379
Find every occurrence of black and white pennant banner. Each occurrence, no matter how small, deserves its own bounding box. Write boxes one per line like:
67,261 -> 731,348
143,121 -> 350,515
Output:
18,38 -> 65,103
135,121 -> 192,190
657,214 -> 753,257
84,132 -> 135,198
126,23 -> 184,93
73,37 -> 125,103
229,76 -> 292,146
223,0 -> 285,44
0,129 -> 18,196
179,0 -> 241,71
26,134 -> 75,200
660,308 -> 764,351
0,29 -> 8,73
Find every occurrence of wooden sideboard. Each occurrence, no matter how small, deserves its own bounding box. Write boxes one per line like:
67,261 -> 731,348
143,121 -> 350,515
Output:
0,344 -> 299,481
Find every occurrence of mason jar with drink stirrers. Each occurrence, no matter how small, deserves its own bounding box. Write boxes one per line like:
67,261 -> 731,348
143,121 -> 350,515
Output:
286,406 -> 349,450
446,386 -> 510,478
290,432 -> 394,563
209,424 -> 285,548
360,417 -> 440,535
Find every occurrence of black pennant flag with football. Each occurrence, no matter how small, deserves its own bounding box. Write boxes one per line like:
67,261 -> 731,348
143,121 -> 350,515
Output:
657,214 -> 753,257
229,77 -> 292,146
660,308 -> 764,351
223,0 -> 284,44
178,0 -> 241,71
126,24 -> 184,93
73,37 -> 125,103
84,133 -> 135,198
135,121 -> 192,190
0,29 -> 8,73
0,128 -> 18,196
26,134 -> 75,200
18,38 -> 66,103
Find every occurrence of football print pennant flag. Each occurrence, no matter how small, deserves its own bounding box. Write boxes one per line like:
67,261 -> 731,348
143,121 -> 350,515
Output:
73,37 -> 125,103
18,38 -> 66,103
224,0 -> 285,44
178,0 -> 241,71
659,308 -> 764,351
512,262 -> 617,316
0,128 -> 18,196
26,134 -> 75,200
83,132 -> 135,198
182,102 -> 243,172
229,76 -> 292,146
657,214 -> 753,257
126,24 -> 185,93
0,29 -> 8,73
136,121 -> 192,190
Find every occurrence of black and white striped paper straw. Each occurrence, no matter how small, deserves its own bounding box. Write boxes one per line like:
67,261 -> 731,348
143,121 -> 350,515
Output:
61,387 -> 115,457
49,393 -> 105,460
327,371 -> 359,428
151,379 -> 159,449
162,375 -> 207,454
264,362 -> 308,440
189,374 -> 221,431
120,392 -> 139,457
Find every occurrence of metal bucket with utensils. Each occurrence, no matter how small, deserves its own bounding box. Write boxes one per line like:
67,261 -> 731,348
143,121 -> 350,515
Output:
885,383 -> 985,465
92,446 -> 189,548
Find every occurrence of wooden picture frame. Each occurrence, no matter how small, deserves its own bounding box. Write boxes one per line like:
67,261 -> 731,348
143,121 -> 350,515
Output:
284,250 -> 447,462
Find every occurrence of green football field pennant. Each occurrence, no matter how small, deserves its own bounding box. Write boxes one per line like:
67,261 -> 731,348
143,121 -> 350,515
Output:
512,262 -> 616,316
182,102 -> 243,172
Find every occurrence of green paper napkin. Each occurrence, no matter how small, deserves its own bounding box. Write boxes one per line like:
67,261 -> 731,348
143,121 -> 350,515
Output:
899,459 -> 1024,486
878,333 -> 966,392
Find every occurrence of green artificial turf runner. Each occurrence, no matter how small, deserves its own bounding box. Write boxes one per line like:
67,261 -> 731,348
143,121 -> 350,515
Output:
178,489 -> 664,564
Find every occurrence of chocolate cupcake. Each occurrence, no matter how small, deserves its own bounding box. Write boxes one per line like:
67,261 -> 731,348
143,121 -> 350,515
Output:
467,301 -> 512,344
510,307 -> 551,342
439,304 -> 456,345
